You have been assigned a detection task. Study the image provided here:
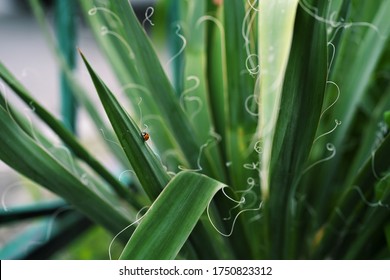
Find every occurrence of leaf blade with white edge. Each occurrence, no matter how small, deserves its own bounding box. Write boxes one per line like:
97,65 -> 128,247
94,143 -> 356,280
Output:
258,0 -> 300,198
267,1 -> 328,259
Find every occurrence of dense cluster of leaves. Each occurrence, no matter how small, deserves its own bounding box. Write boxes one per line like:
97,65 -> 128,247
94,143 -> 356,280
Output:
1,0 -> 390,259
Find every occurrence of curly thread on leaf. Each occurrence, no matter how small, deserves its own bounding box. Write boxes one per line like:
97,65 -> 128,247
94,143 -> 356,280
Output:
165,24 -> 187,67
303,143 -> 336,174
88,6 -> 123,28
108,206 -> 149,260
207,187 -> 263,237
100,26 -> 135,59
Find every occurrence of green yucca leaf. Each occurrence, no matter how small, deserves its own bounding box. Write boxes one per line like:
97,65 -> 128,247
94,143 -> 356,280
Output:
79,0 -> 184,171
205,3 -> 227,154
309,0 -> 390,234
119,171 -> 224,259
385,111 -> 390,127
29,0 -> 130,168
179,0 -> 226,182
267,1 -> 328,259
345,88 -> 390,188
0,106 -> 132,236
1,0 -> 389,260
332,0 -> 390,146
80,51 -> 170,200
0,200 -> 67,225
0,211 -> 91,259
80,0 -> 205,171
344,187 -> 390,259
258,0 -> 300,198
0,89 -> 134,211
79,13 -> 232,259
317,0 -> 390,183
0,61 -> 136,205
219,0 -> 262,259
55,0 -> 77,133
312,134 -> 390,258
223,0 -> 257,190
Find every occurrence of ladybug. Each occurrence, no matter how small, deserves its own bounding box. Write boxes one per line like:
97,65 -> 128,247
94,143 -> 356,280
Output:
141,132 -> 150,141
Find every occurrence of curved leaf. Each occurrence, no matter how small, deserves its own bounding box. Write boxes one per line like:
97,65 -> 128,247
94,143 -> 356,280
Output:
119,171 -> 225,260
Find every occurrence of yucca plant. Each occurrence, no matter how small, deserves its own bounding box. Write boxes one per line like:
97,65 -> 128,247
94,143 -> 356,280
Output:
1,0 -> 390,259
